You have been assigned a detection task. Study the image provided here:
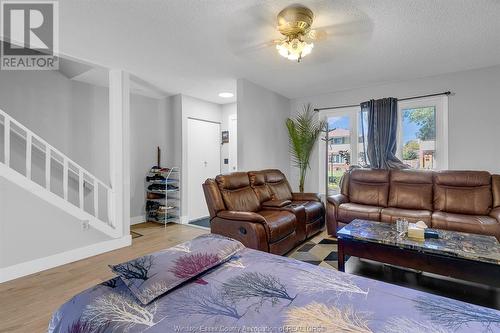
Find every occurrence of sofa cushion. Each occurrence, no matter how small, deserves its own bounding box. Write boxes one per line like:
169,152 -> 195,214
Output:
219,188 -> 260,212
293,200 -> 324,223
216,173 -> 260,212
340,169 -> 351,196
216,172 -> 251,190
434,171 -> 492,215
337,203 -> 382,223
263,169 -> 293,200
258,210 -> 296,243
432,211 -> 499,238
381,207 -> 432,224
349,169 -> 390,207
388,170 -> 433,210
249,171 -> 272,203
264,169 -> 287,183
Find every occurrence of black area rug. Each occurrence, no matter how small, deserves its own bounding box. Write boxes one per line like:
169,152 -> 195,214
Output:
189,217 -> 210,228
287,232 -> 348,269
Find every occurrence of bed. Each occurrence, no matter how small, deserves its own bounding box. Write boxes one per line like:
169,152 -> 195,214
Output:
48,234 -> 500,333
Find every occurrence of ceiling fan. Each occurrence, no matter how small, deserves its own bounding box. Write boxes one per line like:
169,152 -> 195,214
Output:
274,4 -> 318,62
231,2 -> 373,64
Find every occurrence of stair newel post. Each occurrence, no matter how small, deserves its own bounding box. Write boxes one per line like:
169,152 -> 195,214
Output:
109,69 -> 131,238
107,189 -> 114,228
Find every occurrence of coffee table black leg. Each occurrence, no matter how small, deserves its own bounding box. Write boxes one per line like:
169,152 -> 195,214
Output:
338,239 -> 345,272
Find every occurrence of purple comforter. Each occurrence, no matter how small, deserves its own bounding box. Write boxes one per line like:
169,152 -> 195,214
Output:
49,247 -> 500,333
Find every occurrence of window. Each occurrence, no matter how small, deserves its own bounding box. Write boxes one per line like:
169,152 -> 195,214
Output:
358,110 -> 368,167
332,137 -> 349,144
397,96 -> 448,171
400,107 -> 436,169
325,115 -> 352,193
319,96 -> 448,195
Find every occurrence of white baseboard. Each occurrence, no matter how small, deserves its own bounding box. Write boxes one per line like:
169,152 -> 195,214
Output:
130,215 -> 146,225
178,215 -> 189,224
185,223 -> 210,231
0,235 -> 132,283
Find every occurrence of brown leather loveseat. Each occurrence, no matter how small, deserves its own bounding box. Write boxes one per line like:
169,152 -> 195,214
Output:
327,169 -> 500,240
203,169 -> 325,255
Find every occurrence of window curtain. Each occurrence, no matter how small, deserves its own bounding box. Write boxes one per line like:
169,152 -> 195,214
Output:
361,98 -> 408,169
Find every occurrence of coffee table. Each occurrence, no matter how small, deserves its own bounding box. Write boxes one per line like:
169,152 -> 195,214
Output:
337,219 -> 500,287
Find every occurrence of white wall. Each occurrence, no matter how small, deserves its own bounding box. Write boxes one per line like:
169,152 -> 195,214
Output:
0,177 -> 110,268
129,94 -> 169,222
164,94 -> 182,168
290,65 -> 500,192
237,79 -> 291,176
221,102 -> 236,173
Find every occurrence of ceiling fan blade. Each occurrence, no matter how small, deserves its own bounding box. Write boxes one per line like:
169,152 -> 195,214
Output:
307,29 -> 327,41
310,20 -> 374,42
244,3 -> 278,29
226,2 -> 285,57
233,40 -> 277,56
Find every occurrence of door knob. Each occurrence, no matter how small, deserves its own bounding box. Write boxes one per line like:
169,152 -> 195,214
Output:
203,161 -> 208,167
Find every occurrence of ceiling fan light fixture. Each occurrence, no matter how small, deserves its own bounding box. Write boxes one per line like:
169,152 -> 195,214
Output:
276,36 -> 314,62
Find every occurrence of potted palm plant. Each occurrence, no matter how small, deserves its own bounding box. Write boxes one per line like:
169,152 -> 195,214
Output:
286,103 -> 326,192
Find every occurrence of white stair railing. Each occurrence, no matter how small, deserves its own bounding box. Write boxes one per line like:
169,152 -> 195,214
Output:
0,108 -> 117,236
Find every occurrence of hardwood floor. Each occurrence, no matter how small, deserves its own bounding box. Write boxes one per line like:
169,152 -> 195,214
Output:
0,223 -> 207,333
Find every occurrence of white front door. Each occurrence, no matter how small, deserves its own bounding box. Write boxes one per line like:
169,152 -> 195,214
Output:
187,118 -> 221,221
228,114 -> 238,172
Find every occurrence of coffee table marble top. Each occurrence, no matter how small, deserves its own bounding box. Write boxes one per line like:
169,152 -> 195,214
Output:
337,219 -> 500,265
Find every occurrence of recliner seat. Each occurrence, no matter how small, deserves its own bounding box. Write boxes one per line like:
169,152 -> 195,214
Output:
203,169 -> 325,255
255,169 -> 325,239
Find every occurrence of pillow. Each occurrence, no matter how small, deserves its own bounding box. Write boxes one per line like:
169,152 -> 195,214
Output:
110,233 -> 244,305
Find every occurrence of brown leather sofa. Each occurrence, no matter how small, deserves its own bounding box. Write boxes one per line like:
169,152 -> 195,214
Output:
203,169 -> 325,255
327,169 -> 500,240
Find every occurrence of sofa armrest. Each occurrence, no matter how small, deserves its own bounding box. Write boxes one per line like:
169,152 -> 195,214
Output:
490,207 -> 500,222
292,192 -> 321,202
326,194 -> 349,237
211,217 -> 269,252
216,210 -> 266,223
262,199 -> 292,208
327,194 -> 349,207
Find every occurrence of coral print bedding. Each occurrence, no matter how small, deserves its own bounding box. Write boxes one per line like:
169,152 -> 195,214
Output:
49,234 -> 500,333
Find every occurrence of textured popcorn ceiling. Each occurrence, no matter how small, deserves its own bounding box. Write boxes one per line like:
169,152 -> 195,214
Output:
59,0 -> 500,103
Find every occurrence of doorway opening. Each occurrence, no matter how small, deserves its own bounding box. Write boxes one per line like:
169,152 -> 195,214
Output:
186,118 -> 221,223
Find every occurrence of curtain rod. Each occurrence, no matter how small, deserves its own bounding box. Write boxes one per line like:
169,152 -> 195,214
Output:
313,91 -> 451,112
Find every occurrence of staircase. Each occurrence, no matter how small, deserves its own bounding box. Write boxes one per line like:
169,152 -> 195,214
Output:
0,108 -> 121,238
